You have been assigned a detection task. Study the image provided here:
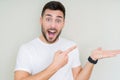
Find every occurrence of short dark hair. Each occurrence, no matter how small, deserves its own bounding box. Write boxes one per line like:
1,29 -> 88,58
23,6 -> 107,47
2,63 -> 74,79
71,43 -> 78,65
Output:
41,1 -> 65,18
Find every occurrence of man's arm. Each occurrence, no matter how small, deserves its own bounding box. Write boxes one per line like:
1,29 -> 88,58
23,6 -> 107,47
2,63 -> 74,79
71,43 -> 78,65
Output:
72,48 -> 120,80
14,63 -> 59,80
72,62 -> 94,80
14,46 -> 76,80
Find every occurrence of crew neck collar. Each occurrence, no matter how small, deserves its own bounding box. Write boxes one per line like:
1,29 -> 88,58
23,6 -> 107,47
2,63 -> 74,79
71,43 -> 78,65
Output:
37,37 -> 61,46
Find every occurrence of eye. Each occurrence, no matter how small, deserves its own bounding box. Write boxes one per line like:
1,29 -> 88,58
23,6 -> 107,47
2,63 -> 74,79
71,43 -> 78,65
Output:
46,18 -> 52,22
56,19 -> 62,23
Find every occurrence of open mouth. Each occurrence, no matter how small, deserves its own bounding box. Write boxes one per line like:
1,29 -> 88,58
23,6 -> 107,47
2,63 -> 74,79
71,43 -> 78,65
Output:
47,29 -> 57,38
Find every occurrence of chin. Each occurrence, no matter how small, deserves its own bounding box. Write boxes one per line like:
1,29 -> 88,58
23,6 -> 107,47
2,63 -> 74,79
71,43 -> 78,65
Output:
47,38 -> 57,43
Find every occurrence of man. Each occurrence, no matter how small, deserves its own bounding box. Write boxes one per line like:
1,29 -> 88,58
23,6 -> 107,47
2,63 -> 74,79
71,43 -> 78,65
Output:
14,1 -> 120,80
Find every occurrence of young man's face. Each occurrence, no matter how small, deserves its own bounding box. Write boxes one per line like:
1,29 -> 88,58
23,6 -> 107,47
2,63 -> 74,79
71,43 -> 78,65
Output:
40,9 -> 65,43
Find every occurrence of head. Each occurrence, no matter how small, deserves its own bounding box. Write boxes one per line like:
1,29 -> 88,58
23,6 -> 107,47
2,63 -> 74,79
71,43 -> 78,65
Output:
40,1 -> 65,44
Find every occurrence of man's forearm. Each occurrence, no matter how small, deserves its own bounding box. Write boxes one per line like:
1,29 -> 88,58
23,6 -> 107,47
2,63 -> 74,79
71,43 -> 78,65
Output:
76,48 -> 120,80
21,64 -> 58,80
77,62 -> 94,80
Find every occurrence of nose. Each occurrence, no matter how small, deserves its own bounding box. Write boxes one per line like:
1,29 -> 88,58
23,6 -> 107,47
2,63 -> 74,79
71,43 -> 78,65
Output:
51,20 -> 56,28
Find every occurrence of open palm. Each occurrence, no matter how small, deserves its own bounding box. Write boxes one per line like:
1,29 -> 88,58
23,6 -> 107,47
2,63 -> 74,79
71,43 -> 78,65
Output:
91,48 -> 120,60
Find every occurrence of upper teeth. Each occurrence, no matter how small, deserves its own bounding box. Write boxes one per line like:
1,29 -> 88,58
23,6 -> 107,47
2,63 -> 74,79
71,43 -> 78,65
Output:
49,30 -> 56,33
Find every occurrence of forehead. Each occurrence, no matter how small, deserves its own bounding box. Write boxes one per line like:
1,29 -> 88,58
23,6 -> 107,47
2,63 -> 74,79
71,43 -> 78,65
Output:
43,9 -> 64,18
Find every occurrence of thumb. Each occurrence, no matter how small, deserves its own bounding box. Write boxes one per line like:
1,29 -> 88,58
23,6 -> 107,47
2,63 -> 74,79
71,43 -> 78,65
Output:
55,50 -> 62,55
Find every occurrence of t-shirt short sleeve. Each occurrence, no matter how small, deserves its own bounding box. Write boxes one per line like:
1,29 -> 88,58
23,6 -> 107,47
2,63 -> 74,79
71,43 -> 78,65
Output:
71,47 -> 81,68
14,45 -> 32,74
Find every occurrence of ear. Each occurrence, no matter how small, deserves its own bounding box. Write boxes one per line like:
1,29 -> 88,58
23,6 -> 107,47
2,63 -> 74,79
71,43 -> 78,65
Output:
40,17 -> 43,25
62,19 -> 65,28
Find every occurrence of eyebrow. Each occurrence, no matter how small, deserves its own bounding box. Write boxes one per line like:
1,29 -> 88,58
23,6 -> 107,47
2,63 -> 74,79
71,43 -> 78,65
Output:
57,16 -> 63,18
45,14 -> 63,19
45,14 -> 52,17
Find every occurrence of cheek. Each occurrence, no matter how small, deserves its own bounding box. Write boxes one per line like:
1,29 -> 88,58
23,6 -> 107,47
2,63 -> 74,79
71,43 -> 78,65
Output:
58,25 -> 64,30
41,24 -> 47,32
42,23 -> 48,30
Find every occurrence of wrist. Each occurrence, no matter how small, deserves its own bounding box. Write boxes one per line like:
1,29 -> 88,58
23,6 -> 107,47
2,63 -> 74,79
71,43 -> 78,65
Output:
90,55 -> 98,61
50,63 -> 60,71
88,56 -> 98,64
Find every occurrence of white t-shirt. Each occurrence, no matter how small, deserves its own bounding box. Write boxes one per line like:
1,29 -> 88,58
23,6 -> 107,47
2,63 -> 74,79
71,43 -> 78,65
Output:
15,37 -> 81,80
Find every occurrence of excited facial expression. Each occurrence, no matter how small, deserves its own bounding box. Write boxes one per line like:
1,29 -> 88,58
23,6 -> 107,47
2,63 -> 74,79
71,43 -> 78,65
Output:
40,9 -> 65,43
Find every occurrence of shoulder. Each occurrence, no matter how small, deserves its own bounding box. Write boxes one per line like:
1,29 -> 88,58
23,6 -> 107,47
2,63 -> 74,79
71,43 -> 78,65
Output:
19,38 -> 39,51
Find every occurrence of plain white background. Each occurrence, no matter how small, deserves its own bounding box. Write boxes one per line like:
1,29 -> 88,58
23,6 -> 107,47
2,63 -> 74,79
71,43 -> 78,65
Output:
0,0 -> 120,80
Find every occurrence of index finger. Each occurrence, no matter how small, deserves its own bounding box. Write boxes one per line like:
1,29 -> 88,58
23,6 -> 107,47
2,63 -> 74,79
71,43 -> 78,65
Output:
64,45 -> 77,54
